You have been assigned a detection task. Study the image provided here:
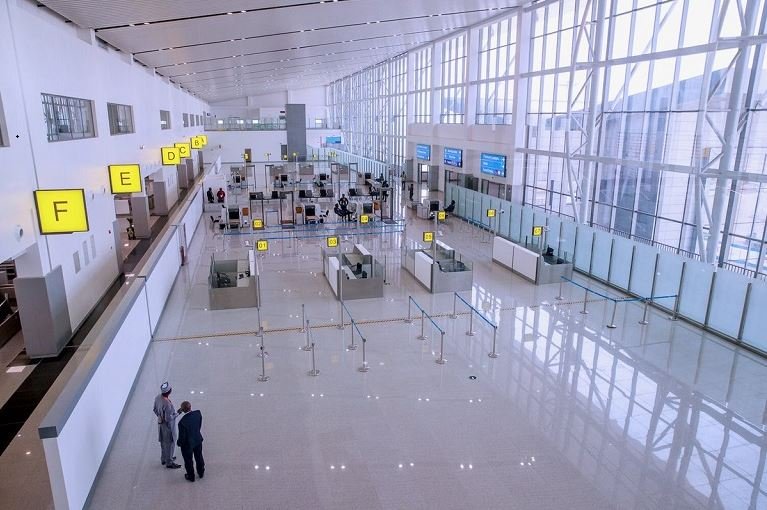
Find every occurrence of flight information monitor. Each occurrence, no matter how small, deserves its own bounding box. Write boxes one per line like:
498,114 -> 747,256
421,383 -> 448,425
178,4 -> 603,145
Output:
480,153 -> 507,178
443,147 -> 463,168
416,144 -> 431,161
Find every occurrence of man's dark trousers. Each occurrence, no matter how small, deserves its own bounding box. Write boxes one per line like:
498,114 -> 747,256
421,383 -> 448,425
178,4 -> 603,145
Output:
181,445 -> 205,480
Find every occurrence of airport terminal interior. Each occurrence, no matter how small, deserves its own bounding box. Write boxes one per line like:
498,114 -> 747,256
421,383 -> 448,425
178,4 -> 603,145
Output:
1,0 -> 767,509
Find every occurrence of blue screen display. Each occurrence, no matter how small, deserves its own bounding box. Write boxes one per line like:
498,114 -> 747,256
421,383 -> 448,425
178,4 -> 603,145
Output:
480,153 -> 507,177
443,147 -> 463,168
416,144 -> 431,161
325,136 -> 342,144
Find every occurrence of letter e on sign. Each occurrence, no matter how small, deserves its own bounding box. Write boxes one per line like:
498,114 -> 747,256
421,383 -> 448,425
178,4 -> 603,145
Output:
34,189 -> 89,234
108,164 -> 142,194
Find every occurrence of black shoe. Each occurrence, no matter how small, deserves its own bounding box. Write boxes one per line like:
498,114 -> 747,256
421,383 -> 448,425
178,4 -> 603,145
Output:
198,470 -> 204,479
161,461 -> 166,465
185,474 -> 195,482
166,463 -> 182,469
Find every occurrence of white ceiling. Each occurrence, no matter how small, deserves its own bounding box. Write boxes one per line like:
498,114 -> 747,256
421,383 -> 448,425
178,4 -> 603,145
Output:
39,0 -> 522,102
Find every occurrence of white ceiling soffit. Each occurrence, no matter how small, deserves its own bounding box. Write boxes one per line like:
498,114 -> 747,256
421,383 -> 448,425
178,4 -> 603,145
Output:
38,0 -> 520,101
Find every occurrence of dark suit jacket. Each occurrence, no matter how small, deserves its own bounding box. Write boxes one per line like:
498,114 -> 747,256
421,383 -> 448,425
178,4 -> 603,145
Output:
177,410 -> 204,451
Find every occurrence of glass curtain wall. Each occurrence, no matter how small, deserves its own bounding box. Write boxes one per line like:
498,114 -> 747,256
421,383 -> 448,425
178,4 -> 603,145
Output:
328,0 -> 767,275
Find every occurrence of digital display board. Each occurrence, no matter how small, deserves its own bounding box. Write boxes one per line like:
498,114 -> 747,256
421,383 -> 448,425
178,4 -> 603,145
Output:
443,147 -> 463,168
480,153 -> 507,178
325,136 -> 342,144
416,144 -> 431,161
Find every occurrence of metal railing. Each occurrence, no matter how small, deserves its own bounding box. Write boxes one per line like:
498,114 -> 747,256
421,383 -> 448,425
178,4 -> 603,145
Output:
406,296 -> 447,364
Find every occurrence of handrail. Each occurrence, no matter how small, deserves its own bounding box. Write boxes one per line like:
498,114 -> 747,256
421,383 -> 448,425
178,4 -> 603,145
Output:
406,296 -> 444,334
452,292 -> 497,328
223,229 -> 404,242
341,300 -> 365,341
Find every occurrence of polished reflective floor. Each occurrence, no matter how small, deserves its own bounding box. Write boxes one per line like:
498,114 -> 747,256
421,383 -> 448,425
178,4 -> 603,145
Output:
76,195 -> 767,509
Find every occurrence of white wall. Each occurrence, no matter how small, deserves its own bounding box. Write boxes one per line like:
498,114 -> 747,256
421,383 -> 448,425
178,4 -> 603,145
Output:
208,86 -> 328,122
207,130 -> 287,163
0,0 -> 209,329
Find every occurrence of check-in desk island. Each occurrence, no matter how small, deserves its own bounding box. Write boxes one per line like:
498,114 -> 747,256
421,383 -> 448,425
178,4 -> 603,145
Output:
322,244 -> 384,300
401,239 -> 473,293
208,250 -> 260,310
492,236 -> 573,284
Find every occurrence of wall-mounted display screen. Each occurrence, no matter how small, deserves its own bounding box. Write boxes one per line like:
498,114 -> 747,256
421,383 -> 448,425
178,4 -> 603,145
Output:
416,144 -> 431,161
326,136 -> 342,144
480,153 -> 507,178
443,147 -> 463,168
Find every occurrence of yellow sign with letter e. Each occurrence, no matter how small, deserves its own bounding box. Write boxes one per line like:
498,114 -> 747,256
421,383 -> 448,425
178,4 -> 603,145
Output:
174,143 -> 191,158
34,189 -> 89,234
252,218 -> 264,230
161,147 -> 181,165
423,231 -> 434,243
327,236 -> 339,248
256,240 -> 269,252
190,136 -> 204,149
108,164 -> 142,194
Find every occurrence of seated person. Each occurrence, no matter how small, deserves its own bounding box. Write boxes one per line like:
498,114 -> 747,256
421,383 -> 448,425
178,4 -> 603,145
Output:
444,200 -> 456,213
545,246 -> 555,257
352,262 -> 363,276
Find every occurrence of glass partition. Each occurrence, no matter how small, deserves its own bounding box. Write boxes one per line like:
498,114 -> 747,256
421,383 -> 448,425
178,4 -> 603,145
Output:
498,202 -> 511,238
559,220 -> 576,262
629,244 -> 658,298
707,271 -> 750,339
521,206 -> 534,244
509,203 -> 522,242
547,216 -> 562,256
678,260 -> 715,325
574,226 -> 594,272
742,282 -> 767,351
608,237 -> 633,291
591,231 -> 613,281
654,252 -> 683,313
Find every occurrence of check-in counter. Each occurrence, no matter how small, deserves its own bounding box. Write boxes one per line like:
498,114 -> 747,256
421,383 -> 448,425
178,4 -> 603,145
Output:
321,244 -> 384,300
492,236 -> 573,284
401,239 -> 473,293
208,250 -> 260,309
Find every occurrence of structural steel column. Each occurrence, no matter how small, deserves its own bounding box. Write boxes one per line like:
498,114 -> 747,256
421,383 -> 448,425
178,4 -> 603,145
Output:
706,0 -> 760,263
577,0 -> 608,224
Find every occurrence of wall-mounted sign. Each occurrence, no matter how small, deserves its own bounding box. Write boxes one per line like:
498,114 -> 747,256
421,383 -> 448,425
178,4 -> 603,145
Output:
108,164 -> 142,194
243,153 -> 250,162
416,144 -> 431,161
532,226 -> 544,237
161,147 -> 181,165
256,239 -> 269,252
443,147 -> 463,168
174,143 -> 191,158
34,189 -> 89,234
423,231 -> 434,243
326,236 -> 339,248
486,209 -> 496,218
437,211 -> 446,221
252,218 -> 264,229
480,153 -> 507,178
190,136 -> 204,149
199,134 -> 208,146
360,214 -> 369,224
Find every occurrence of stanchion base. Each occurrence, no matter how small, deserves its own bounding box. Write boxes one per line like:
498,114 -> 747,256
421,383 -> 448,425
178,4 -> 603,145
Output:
337,325 -> 345,330
308,369 -> 320,376
256,352 -> 267,358
638,320 -> 649,325
466,331 -> 476,337
435,357 -> 447,365
301,345 -> 313,351
555,296 -> 564,300
417,335 -> 428,341
606,324 -> 617,329
488,352 -> 499,359
450,314 -> 458,319
257,375 -> 270,382
347,344 -> 358,351
357,364 -> 369,373
579,310 -> 589,315
300,328 -> 306,333
666,316 -> 678,321
404,319 -> 414,324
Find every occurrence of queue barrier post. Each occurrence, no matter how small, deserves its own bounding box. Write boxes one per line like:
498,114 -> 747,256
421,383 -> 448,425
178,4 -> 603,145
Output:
405,296 -> 414,324
580,287 -> 589,315
300,303 -> 306,332
435,331 -> 447,365
418,310 -> 428,340
302,319 -> 313,351
358,338 -> 370,373
308,342 -> 320,376
348,317 -> 358,351
488,326 -> 499,359
466,308 -> 476,336
639,299 -> 650,325
606,300 -> 619,329
257,345 -> 270,382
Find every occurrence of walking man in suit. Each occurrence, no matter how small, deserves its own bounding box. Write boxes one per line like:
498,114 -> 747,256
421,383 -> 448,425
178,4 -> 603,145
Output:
153,382 -> 181,469
177,401 -> 205,482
